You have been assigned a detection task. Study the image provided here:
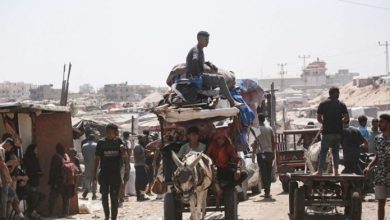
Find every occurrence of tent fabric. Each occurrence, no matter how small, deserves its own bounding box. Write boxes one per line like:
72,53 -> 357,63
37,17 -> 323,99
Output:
238,79 -> 265,127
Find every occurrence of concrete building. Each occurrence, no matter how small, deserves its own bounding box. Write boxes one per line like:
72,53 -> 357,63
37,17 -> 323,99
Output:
257,78 -> 302,91
79,83 -> 95,94
301,58 -> 327,88
256,59 -> 358,91
103,82 -> 165,101
0,81 -> 35,100
327,69 -> 359,86
30,84 -> 62,101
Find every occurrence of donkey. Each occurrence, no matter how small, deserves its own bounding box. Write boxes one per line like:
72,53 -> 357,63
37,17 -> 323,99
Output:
305,142 -> 333,174
171,151 -> 213,220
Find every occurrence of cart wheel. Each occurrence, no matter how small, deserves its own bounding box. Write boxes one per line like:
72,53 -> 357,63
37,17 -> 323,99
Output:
293,187 -> 305,220
282,180 -> 290,193
350,191 -> 362,220
289,181 -> 298,215
164,192 -> 182,220
224,187 -> 238,220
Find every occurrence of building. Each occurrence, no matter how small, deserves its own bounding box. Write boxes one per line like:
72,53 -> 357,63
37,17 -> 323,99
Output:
30,84 -> 62,101
79,83 -> 95,94
256,59 -> 358,91
103,82 -> 165,101
301,58 -> 327,88
327,69 -> 359,86
0,81 -> 35,100
257,78 -> 302,91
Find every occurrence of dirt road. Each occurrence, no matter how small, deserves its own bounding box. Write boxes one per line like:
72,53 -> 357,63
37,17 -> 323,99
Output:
63,181 -> 388,220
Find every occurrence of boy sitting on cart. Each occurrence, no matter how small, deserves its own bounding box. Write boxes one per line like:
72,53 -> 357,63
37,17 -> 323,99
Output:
206,128 -> 248,206
177,126 -> 206,159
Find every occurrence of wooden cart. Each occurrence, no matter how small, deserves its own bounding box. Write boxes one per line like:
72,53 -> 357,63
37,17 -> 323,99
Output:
275,128 -> 320,192
288,173 -> 365,220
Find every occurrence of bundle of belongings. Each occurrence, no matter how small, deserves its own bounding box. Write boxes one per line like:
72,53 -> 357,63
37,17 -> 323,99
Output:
162,62 -> 236,109
157,62 -> 265,151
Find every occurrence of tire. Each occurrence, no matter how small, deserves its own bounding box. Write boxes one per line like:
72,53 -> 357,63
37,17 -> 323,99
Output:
251,185 -> 261,195
293,187 -> 305,220
350,192 -> 362,220
289,181 -> 298,215
282,180 -> 289,193
164,192 -> 182,220
224,188 -> 238,220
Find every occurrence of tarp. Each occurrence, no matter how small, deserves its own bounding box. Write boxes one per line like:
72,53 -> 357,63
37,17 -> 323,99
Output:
238,79 -> 265,127
154,106 -> 239,123
73,113 -> 138,134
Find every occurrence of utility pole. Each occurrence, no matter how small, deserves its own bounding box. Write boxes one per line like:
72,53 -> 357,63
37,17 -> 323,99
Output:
278,63 -> 287,91
298,55 -> 310,70
379,41 -> 390,108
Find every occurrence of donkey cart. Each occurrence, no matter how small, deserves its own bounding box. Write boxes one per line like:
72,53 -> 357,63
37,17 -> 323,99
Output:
153,106 -> 241,220
288,173 -> 365,220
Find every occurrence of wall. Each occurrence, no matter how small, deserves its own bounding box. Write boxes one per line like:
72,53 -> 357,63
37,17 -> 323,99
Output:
0,116 -> 5,137
34,111 -> 78,215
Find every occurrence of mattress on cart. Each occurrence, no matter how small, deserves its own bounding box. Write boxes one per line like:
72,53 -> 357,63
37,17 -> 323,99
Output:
154,106 -> 239,123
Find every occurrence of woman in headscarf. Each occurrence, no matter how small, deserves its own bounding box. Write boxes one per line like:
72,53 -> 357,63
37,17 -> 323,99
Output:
48,143 -> 73,217
23,143 -> 44,219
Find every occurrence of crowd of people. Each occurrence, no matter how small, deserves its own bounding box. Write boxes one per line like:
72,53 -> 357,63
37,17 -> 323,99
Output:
0,135 -> 46,220
0,31 -> 387,220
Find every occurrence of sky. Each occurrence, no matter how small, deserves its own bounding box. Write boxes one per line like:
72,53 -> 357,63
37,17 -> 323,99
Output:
1,0 -> 390,92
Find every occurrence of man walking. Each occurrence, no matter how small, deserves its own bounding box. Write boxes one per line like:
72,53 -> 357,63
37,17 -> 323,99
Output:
118,132 -> 131,204
315,87 -> 349,176
368,118 -> 381,154
186,31 -> 242,108
364,114 -> 390,220
252,114 -> 276,198
93,124 -> 123,220
82,134 -> 97,200
133,136 -> 149,202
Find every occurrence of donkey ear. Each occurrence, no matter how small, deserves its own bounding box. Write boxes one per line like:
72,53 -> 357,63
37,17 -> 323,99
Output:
171,151 -> 184,167
189,153 -> 202,169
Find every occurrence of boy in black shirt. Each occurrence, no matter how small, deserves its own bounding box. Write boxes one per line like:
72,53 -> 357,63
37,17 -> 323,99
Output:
341,121 -> 368,174
93,124 -> 123,220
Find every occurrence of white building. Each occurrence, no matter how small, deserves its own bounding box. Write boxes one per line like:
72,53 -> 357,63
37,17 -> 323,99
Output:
301,58 -> 327,88
104,82 -> 154,101
0,81 -> 35,100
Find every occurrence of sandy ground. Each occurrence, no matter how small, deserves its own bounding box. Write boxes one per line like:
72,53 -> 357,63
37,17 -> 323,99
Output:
50,180 -> 390,220
308,82 -> 390,107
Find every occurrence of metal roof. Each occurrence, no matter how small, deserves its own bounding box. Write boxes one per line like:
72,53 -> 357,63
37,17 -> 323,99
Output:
0,102 -> 69,112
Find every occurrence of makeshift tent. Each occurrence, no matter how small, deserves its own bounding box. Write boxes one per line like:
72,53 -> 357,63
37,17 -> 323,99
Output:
0,102 -> 78,216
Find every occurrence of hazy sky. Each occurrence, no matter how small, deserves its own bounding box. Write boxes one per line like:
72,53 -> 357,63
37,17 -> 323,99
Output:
1,0 -> 390,92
